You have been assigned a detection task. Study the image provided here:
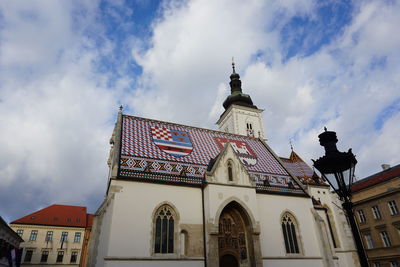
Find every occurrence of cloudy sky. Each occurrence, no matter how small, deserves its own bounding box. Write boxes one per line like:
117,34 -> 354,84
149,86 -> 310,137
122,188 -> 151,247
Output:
1,0 -> 399,222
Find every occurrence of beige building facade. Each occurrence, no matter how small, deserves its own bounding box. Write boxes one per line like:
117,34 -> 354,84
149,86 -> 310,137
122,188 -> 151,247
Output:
352,164 -> 400,267
11,224 -> 84,266
10,204 -> 94,267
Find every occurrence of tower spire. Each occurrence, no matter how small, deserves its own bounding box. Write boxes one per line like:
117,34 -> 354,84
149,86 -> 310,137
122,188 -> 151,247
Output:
217,62 -> 265,139
222,61 -> 257,110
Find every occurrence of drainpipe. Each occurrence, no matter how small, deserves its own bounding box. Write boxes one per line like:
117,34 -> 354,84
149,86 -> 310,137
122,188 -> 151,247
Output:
202,181 -> 208,267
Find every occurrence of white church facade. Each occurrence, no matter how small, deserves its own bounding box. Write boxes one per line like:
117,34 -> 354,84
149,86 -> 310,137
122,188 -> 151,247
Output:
87,65 -> 360,267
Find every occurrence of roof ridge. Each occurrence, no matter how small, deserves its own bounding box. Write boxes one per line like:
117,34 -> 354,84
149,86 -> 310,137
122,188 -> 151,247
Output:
50,204 -> 87,208
354,163 -> 400,185
123,114 -> 260,140
352,164 -> 400,192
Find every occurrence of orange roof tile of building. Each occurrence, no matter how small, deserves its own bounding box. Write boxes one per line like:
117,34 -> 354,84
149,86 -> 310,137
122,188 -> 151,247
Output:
11,204 -> 94,228
352,164 -> 400,192
86,214 -> 94,228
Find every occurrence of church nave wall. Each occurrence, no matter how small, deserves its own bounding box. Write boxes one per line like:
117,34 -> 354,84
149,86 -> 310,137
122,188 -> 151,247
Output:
256,194 -> 323,262
103,180 -> 204,261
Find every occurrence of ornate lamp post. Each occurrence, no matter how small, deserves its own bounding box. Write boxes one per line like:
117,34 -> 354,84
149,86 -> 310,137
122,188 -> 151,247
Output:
313,128 -> 369,267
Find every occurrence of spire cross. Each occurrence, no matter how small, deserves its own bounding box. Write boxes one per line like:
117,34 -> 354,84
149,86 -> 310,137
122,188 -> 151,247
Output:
232,57 -> 236,73
289,139 -> 294,151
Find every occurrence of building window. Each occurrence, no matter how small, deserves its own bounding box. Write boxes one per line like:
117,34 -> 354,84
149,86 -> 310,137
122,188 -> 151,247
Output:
154,204 -> 175,254
390,261 -> 398,267
29,230 -> 38,241
61,232 -> 68,242
380,231 -> 391,247
45,231 -> 53,242
70,251 -> 78,263
16,229 -> 23,237
24,250 -> 33,262
357,210 -> 366,223
388,200 -> 399,215
40,251 -> 49,263
281,213 -> 300,254
227,161 -> 233,181
56,251 -> 64,263
74,232 -> 81,243
246,123 -> 254,137
372,206 -> 381,219
364,233 -> 374,249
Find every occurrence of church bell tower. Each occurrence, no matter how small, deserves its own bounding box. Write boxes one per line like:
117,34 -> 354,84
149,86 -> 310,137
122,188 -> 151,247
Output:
217,62 -> 266,139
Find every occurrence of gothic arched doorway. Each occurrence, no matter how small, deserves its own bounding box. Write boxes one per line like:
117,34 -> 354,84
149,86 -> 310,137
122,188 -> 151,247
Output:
218,202 -> 255,267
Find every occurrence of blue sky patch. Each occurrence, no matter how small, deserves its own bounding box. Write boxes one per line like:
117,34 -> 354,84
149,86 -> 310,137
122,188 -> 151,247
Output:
280,0 -> 353,61
374,99 -> 400,131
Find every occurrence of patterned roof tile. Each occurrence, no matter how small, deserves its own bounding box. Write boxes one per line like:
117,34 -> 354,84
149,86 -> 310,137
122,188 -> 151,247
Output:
121,115 -> 288,175
280,151 -> 326,185
119,115 -> 305,192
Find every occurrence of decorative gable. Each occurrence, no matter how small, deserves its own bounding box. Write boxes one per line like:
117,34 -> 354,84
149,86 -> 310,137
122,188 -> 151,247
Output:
206,143 -> 255,187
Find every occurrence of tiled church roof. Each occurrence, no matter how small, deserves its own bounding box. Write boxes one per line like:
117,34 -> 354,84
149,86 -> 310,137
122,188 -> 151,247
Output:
280,151 -> 326,185
119,115 -> 305,195
11,205 -> 93,228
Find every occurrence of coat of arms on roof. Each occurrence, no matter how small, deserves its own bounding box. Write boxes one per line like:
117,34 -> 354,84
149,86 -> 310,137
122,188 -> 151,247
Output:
214,137 -> 257,166
151,126 -> 193,157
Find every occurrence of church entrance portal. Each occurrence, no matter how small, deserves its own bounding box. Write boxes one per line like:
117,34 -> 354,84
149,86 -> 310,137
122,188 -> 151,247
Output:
220,253 -> 239,267
218,202 -> 254,267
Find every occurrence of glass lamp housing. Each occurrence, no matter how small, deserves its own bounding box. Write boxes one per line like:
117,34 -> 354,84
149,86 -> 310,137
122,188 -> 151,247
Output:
313,130 -> 357,200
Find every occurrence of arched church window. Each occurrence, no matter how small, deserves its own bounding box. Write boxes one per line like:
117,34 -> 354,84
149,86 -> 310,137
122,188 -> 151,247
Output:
281,213 -> 300,254
228,161 -> 233,181
154,205 -> 175,253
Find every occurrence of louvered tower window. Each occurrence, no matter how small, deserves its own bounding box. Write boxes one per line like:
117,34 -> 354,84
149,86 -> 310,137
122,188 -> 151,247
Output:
281,213 -> 300,254
154,205 -> 175,253
246,123 -> 254,137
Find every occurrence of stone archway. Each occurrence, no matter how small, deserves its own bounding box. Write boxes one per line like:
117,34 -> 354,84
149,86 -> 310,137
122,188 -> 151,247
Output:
220,253 -> 239,267
217,202 -> 256,267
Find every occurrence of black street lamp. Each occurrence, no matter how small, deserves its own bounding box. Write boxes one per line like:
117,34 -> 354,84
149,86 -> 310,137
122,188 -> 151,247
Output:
313,128 -> 369,267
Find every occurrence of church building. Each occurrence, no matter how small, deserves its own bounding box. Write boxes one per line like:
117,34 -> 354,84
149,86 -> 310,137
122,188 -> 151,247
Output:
88,64 -> 360,267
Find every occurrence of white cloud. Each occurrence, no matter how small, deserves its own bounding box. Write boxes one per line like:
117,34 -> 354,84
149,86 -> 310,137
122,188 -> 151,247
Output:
0,0 -> 121,220
1,0 -> 399,221
129,0 -> 400,179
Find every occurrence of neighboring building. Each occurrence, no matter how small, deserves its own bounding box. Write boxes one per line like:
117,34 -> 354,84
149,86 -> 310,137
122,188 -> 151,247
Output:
352,164 -> 400,267
0,216 -> 24,266
10,204 -> 94,266
88,66 -> 359,267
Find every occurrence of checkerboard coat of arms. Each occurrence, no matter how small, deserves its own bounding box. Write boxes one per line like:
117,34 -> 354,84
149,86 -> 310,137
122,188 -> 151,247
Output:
151,126 -> 193,157
214,137 -> 258,166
